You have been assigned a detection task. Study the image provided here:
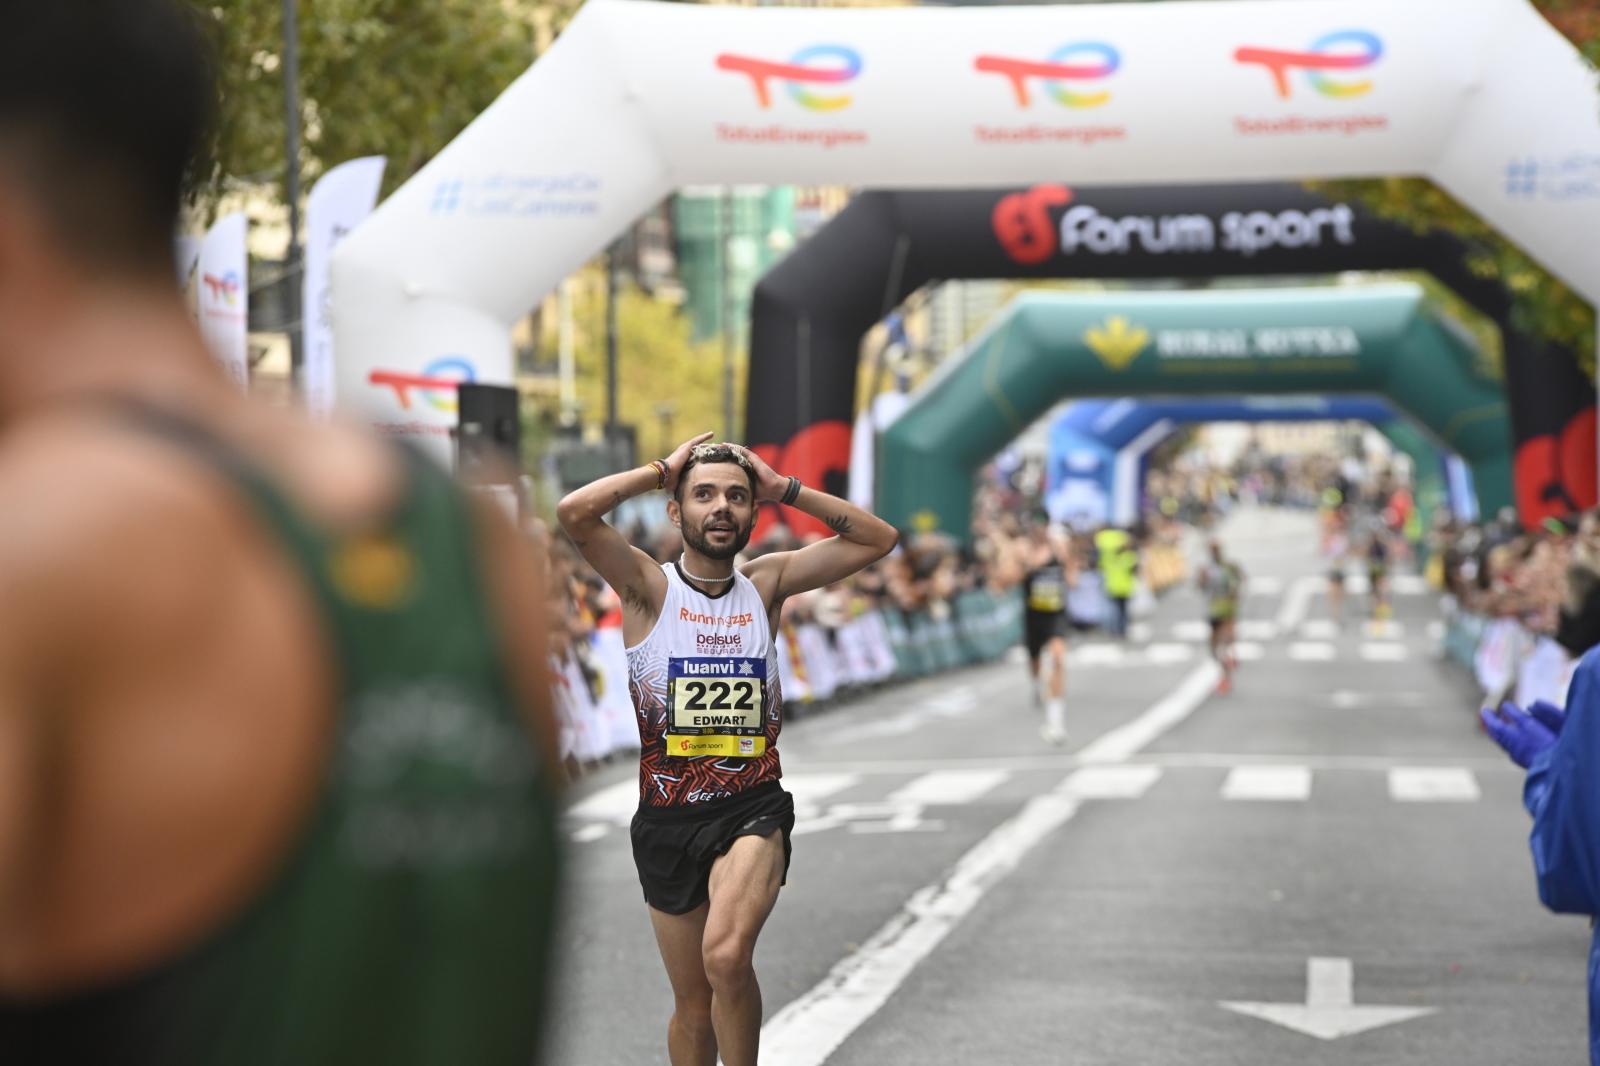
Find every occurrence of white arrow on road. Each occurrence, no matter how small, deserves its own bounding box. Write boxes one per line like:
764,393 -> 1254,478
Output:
1220,957 -> 1436,1040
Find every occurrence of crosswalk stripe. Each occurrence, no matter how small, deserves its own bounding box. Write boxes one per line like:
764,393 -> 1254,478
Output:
1172,621 -> 1211,641
887,769 -> 1010,806
1062,765 -> 1163,799
1248,576 -> 1284,596
1359,643 -> 1409,662
1146,642 -> 1196,664
1237,620 -> 1280,641
1073,644 -> 1127,665
784,773 -> 863,808
1363,620 -> 1406,639
1289,641 -> 1336,661
1388,767 -> 1481,802
1222,765 -> 1312,801
566,780 -> 637,823
1232,641 -> 1265,661
1299,620 -> 1340,640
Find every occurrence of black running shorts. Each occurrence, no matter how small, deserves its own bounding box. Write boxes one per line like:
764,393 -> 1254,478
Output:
630,780 -> 795,915
1025,611 -> 1069,660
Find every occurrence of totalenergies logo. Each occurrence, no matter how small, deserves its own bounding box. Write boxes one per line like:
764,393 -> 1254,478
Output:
716,44 -> 862,111
202,271 -> 241,307
368,356 -> 476,413
974,42 -> 1120,108
1235,30 -> 1383,100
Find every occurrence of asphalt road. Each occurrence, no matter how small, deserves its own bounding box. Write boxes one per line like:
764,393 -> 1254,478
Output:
546,508 -> 1589,1065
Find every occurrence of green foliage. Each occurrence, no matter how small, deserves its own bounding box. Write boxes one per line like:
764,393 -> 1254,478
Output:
186,0 -> 564,213
539,276 -> 744,458
1309,177 -> 1596,376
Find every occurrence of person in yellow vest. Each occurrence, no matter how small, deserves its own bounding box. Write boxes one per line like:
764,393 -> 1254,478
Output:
1095,526 -> 1140,639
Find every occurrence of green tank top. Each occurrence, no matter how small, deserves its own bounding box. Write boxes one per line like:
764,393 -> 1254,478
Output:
4,406 -> 561,1066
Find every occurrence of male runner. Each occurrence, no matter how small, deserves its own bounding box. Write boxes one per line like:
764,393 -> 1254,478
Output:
0,5 -> 563,1062
558,435 -> 897,1066
1198,540 -> 1245,695
1022,525 -> 1074,743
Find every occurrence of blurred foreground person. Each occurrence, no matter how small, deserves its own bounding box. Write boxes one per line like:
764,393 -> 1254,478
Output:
0,4 -> 562,1063
1482,656 -> 1600,1065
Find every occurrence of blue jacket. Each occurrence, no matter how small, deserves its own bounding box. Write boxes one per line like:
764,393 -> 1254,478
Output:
1524,647 -> 1600,1064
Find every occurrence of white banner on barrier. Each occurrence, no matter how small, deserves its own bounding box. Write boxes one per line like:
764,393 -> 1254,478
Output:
304,157 -> 385,419
197,213 -> 249,390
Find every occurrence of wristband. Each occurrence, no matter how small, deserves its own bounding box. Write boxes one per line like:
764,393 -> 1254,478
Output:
781,475 -> 802,506
651,459 -> 669,490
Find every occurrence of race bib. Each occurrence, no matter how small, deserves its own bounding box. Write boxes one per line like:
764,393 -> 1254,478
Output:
1028,579 -> 1065,613
666,656 -> 767,758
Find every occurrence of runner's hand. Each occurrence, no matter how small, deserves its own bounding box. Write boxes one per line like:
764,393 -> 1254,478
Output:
663,432 -> 715,495
726,443 -> 788,503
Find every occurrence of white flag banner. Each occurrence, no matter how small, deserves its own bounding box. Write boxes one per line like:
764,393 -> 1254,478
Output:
197,212 -> 249,389
173,234 -> 201,292
304,157 -> 385,418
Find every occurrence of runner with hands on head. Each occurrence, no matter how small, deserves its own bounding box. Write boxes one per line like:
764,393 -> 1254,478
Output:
556,433 -> 898,1066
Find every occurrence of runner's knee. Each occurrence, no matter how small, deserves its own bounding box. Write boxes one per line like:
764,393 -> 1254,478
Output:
702,935 -> 756,992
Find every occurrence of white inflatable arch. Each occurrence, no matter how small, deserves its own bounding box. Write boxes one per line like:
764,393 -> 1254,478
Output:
332,0 -> 1600,446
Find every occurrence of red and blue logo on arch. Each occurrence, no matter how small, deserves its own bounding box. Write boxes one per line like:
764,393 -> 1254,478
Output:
974,42 -> 1121,109
368,356 -> 476,413
1235,30 -> 1383,100
716,44 -> 862,111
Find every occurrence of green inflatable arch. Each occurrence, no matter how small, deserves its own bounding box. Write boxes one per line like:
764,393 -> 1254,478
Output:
879,284 -> 1511,536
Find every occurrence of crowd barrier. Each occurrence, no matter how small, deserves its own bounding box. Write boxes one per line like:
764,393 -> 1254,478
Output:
1443,607 -> 1578,710
551,589 -> 1027,764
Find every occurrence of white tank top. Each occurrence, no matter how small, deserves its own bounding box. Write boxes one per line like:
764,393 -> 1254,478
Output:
625,562 -> 784,808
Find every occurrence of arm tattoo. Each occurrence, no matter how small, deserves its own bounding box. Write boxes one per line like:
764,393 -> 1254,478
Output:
608,490 -> 625,513
825,513 -> 854,537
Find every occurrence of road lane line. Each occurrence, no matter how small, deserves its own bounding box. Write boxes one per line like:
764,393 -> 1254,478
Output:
759,661 -> 1219,1066
887,769 -> 1011,807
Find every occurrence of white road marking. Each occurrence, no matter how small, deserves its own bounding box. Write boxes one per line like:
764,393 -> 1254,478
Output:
1358,643 -> 1409,662
566,781 -> 637,824
1329,690 -> 1427,710
1146,642 -> 1197,664
1221,956 -> 1437,1041
1363,620 -> 1406,639
1275,575 -> 1323,632
1238,620 -> 1280,641
758,662 -> 1219,1066
1172,621 -> 1211,642
1299,620 -> 1341,640
784,773 -> 863,810
1248,576 -> 1284,596
831,688 -> 978,742
887,769 -> 1010,807
1072,644 -> 1127,666
1221,765 -> 1312,802
1232,641 -> 1265,662
1426,621 -> 1446,641
1289,642 -> 1337,662
1128,622 -> 1153,643
1077,662 -> 1223,764
570,824 -> 609,844
1061,765 -> 1163,799
1388,766 -> 1481,802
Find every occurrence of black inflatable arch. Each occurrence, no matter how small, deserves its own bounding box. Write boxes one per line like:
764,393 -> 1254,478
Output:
746,182 -> 1595,539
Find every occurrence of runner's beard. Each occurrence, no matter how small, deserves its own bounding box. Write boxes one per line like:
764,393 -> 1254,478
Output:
684,514 -> 755,561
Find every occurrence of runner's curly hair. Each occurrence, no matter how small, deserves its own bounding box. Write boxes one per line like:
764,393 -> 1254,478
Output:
674,443 -> 758,502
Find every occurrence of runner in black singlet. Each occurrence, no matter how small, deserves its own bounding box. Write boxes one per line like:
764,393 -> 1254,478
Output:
0,7 -> 562,1063
558,436 -> 898,1066
1021,525 -> 1074,743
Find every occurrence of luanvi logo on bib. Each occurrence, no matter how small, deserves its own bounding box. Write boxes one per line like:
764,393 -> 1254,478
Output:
991,184 -> 1358,265
1232,30 -> 1389,137
715,44 -> 869,149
